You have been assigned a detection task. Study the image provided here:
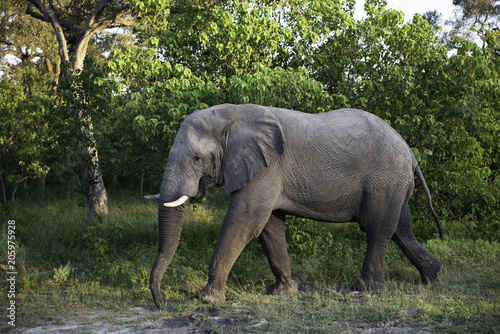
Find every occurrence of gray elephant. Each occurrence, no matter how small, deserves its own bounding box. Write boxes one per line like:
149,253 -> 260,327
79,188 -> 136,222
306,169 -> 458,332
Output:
150,104 -> 443,309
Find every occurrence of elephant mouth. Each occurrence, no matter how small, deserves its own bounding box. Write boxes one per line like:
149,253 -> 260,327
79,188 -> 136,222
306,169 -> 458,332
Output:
164,176 -> 217,208
196,176 -> 218,198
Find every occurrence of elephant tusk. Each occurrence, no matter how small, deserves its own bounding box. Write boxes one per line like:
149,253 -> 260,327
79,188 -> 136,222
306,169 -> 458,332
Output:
164,195 -> 189,207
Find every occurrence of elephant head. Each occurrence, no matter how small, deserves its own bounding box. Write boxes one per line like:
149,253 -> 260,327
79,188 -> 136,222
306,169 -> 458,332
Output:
150,104 -> 285,309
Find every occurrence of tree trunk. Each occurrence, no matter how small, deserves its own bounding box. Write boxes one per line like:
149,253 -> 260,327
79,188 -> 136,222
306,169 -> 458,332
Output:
83,170 -> 108,225
73,47 -> 109,225
11,175 -> 26,204
67,175 -> 71,200
79,118 -> 109,226
79,110 -> 109,225
140,168 -> 145,200
11,183 -> 20,204
38,175 -> 46,192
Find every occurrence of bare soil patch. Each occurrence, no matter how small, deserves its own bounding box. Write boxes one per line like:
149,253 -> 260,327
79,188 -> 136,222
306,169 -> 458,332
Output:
7,305 -> 440,333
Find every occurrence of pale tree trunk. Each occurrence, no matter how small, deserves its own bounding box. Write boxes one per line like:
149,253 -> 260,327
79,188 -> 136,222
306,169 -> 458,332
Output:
79,112 -> 109,224
74,51 -> 109,225
43,57 -> 61,84
81,150 -> 109,225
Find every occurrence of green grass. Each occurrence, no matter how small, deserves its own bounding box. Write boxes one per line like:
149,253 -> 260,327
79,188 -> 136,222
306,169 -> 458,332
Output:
1,189 -> 499,332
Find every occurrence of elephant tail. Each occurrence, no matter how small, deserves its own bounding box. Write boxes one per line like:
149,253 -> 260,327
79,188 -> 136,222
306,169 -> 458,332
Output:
414,164 -> 444,240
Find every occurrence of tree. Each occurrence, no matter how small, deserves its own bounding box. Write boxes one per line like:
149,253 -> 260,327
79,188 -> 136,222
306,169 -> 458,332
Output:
447,0 -> 500,47
133,0 -> 294,79
23,0 -> 136,224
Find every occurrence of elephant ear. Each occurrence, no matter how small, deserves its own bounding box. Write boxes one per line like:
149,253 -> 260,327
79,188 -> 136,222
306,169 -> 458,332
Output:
222,105 -> 285,193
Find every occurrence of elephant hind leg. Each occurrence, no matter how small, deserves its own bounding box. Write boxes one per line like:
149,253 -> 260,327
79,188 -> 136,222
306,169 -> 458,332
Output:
259,212 -> 298,295
392,203 -> 443,284
353,190 -> 405,291
353,231 -> 391,291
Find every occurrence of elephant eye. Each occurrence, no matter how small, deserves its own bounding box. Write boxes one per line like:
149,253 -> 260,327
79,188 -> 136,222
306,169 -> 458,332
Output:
194,155 -> 202,165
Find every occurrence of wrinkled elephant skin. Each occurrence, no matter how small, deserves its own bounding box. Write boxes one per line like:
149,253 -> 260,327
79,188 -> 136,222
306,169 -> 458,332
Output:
150,104 -> 443,309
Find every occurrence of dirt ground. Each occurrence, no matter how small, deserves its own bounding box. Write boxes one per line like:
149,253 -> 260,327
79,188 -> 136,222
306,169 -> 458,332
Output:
7,306 -> 439,334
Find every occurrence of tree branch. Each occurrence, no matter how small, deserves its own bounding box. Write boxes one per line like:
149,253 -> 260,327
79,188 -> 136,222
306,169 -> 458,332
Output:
48,0 -> 61,18
68,165 -> 82,188
110,14 -> 137,27
88,4 -> 135,37
88,0 -> 113,28
26,1 -> 79,35
26,2 -> 48,22
101,7 -> 136,28
78,3 -> 135,53
0,38 -> 14,47
57,19 -> 80,36
0,50 -> 23,58
26,0 -> 71,63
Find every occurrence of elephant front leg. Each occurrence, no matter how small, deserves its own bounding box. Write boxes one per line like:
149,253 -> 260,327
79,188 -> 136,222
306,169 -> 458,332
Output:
195,224 -> 245,304
195,198 -> 274,304
259,213 -> 298,296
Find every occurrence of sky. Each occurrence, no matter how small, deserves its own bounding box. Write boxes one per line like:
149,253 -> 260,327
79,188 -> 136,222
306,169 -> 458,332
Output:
354,0 -> 456,22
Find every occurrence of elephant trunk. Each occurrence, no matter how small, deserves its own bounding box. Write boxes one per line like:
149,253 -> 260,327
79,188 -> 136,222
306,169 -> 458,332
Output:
150,201 -> 188,310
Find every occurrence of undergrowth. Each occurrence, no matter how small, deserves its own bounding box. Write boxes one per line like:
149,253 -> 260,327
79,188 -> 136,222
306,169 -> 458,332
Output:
1,188 -> 499,332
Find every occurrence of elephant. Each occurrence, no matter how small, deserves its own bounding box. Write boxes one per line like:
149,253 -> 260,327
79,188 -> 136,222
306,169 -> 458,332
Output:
149,103 -> 443,310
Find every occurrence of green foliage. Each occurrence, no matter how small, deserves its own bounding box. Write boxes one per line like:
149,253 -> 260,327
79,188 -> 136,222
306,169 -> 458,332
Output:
109,47 -> 219,148
286,217 -> 335,254
0,68 -> 56,205
56,56 -> 116,142
133,0 -> 295,78
83,220 -> 134,261
53,261 -> 75,286
227,65 -> 334,112
106,46 -> 221,187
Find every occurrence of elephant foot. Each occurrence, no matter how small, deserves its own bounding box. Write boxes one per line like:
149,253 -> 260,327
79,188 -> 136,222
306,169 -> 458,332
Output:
195,286 -> 226,304
266,278 -> 298,296
152,295 -> 165,311
421,259 -> 443,285
352,277 -> 386,291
